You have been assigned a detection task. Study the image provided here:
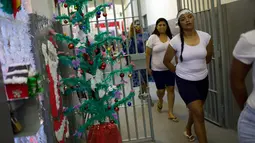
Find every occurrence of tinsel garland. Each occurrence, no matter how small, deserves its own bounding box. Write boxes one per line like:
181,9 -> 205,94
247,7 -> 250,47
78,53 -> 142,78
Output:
0,0 -> 34,79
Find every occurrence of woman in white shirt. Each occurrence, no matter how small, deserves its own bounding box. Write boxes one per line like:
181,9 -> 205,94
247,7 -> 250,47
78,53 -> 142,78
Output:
146,18 -> 178,121
163,9 -> 213,143
230,30 -> 255,143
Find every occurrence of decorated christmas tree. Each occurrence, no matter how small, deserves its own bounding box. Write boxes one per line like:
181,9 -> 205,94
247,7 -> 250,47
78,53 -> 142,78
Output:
50,0 -> 135,142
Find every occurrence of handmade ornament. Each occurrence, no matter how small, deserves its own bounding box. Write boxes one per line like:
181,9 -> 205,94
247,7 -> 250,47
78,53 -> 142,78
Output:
4,64 -> 32,100
68,43 -> 74,49
64,3 -> 68,8
12,0 -> 21,18
87,123 -> 122,143
127,102 -> 132,106
103,12 -> 107,17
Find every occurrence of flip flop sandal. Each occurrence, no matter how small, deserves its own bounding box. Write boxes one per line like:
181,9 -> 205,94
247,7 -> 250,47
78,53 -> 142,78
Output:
157,102 -> 163,112
183,131 -> 196,142
168,117 -> 179,122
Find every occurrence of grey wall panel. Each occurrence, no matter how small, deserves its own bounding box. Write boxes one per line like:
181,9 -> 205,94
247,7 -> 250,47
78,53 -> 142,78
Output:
222,0 -> 255,129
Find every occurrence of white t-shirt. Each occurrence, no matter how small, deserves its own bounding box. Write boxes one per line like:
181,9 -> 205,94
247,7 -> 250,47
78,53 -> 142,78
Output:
146,34 -> 172,71
170,30 -> 211,81
233,30 -> 255,109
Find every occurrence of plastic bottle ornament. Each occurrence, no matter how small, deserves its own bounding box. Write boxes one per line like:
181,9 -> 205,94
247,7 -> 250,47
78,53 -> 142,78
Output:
68,43 -> 75,49
114,107 -> 119,112
64,3 -> 68,8
120,73 -> 125,78
110,120 -> 115,124
83,53 -> 89,60
108,106 -> 111,110
96,15 -> 101,19
100,66 -> 106,70
103,12 -> 107,17
127,102 -> 132,106
128,74 -> 132,78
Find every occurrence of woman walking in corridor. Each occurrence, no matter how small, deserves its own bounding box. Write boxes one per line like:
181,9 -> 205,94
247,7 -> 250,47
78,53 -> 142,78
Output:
146,18 -> 178,121
230,29 -> 255,143
163,9 -> 213,143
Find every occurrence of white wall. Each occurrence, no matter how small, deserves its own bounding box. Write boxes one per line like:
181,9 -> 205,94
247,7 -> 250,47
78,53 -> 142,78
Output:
125,0 -> 178,26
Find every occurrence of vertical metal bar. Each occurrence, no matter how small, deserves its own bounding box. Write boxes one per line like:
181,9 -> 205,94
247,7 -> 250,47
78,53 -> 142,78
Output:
209,0 -> 222,125
129,0 -> 140,139
201,0 -> 208,33
187,0 -> 190,9
197,0 -> 204,31
111,0 -> 125,138
207,0 -> 212,34
193,0 -> 200,30
190,0 -> 198,29
217,0 -> 226,126
183,0 -> 186,8
121,0 -> 138,140
130,0 -> 139,54
136,0 -> 148,138
177,0 -> 183,10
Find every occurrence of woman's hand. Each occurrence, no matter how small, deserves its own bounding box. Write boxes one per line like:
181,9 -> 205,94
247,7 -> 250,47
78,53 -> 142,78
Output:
147,68 -> 152,76
163,44 -> 176,73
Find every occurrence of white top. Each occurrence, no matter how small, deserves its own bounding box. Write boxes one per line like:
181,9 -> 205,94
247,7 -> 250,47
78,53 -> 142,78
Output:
233,30 -> 255,109
146,34 -> 172,71
170,30 -> 211,81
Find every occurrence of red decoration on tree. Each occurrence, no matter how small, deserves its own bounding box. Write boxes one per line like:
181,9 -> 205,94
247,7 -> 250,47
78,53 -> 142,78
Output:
68,43 -> 74,49
12,0 -> 21,18
64,3 -> 68,8
112,56 -> 116,60
87,123 -> 122,143
103,13 -> 107,17
107,106 -> 111,110
64,20 -> 68,24
89,60 -> 94,65
114,107 -> 119,112
96,15 -> 101,19
110,120 -> 115,124
120,73 -> 125,78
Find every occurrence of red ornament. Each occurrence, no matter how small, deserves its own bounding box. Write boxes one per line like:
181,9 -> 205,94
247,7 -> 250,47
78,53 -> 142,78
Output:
68,43 -> 74,49
101,63 -> 106,68
112,56 -> 117,60
64,3 -> 68,8
81,13 -> 84,17
120,73 -> 125,78
108,106 -> 111,110
101,66 -> 106,70
103,13 -> 107,17
114,107 -> 119,112
110,120 -> 115,124
94,49 -> 99,53
114,98 -> 118,102
64,20 -> 68,24
87,41 -> 91,46
96,15 -> 101,19
89,60 -> 94,65
83,53 -> 89,60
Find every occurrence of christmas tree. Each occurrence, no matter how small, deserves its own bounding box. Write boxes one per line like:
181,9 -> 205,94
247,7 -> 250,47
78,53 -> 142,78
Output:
50,0 -> 135,139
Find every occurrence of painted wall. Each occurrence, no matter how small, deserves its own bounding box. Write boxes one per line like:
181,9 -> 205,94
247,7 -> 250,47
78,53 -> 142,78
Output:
125,0 -> 178,26
25,0 -> 56,18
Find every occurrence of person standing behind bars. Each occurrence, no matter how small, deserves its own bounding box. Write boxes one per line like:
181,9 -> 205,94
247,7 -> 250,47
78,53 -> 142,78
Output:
146,18 -> 178,121
163,9 -> 213,143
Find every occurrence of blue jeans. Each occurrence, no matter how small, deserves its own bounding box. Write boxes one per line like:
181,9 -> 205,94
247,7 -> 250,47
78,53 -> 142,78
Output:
238,104 -> 255,143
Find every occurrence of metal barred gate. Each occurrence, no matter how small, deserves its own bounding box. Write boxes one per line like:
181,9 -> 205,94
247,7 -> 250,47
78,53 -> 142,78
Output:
57,0 -> 155,142
177,0 -> 227,126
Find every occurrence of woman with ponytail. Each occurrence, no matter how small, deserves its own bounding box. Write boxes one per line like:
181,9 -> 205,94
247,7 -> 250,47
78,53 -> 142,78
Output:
163,9 -> 213,143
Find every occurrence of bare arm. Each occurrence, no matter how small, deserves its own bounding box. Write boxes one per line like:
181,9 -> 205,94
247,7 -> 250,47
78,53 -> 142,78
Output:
206,39 -> 214,64
163,45 -> 176,72
230,58 -> 252,110
146,47 -> 152,69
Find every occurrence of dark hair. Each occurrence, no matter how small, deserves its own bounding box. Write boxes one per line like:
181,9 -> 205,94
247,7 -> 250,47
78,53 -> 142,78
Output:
152,18 -> 172,39
177,9 -> 190,62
